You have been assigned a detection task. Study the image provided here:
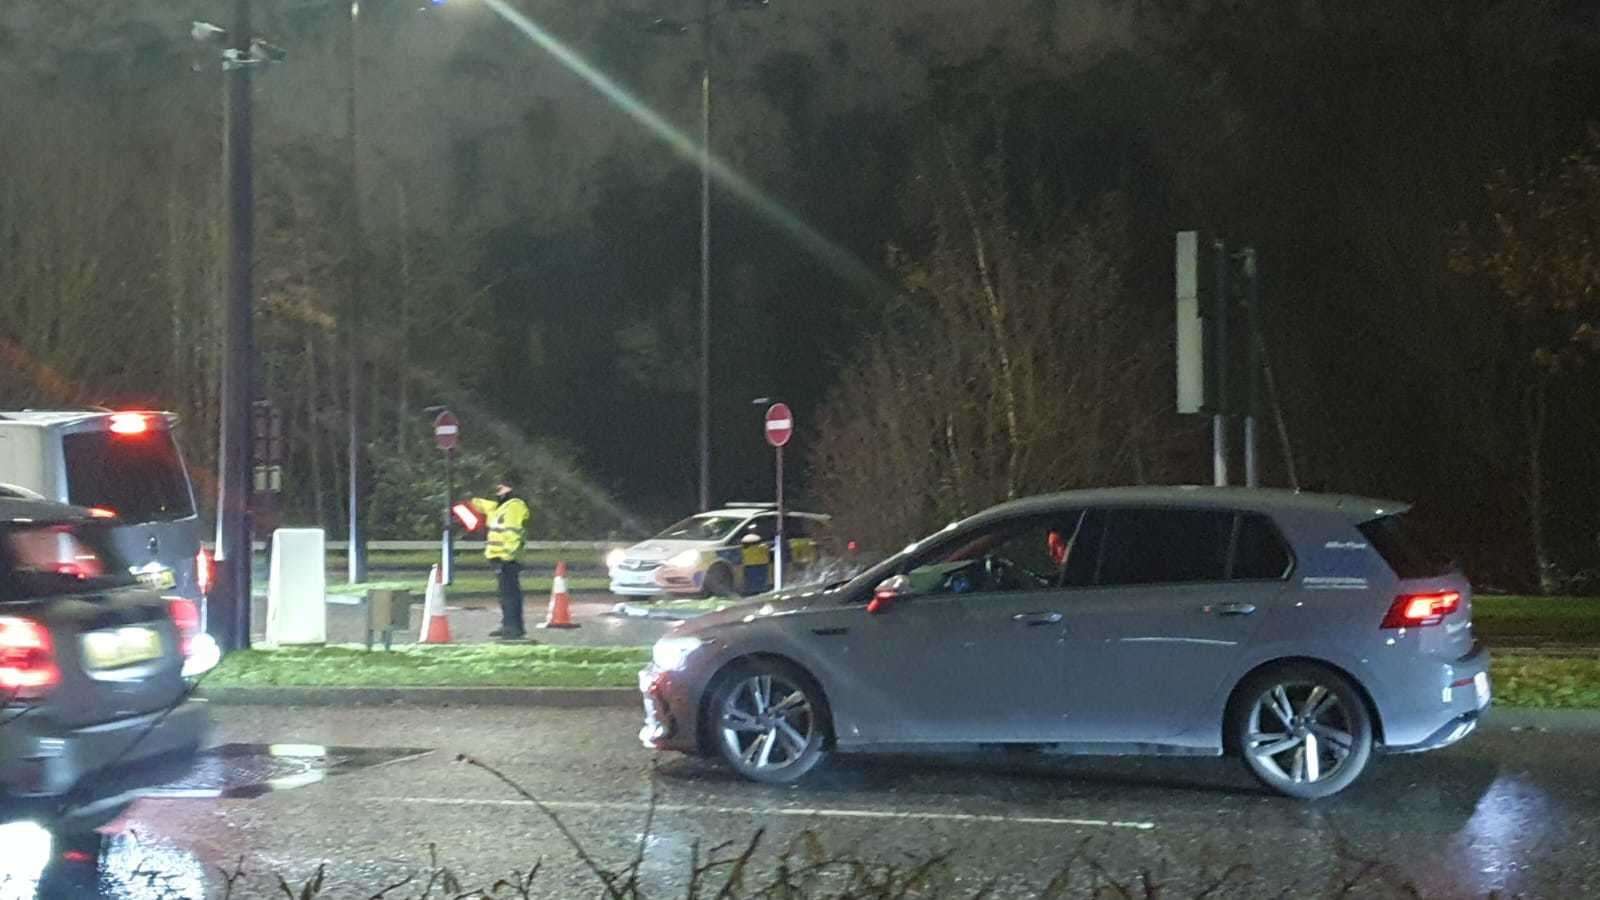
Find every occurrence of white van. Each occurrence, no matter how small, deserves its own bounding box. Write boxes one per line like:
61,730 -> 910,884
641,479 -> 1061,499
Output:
0,410 -> 207,601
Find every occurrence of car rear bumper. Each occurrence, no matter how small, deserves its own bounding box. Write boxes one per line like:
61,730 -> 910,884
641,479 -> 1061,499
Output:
1,699 -> 210,823
1380,643 -> 1491,752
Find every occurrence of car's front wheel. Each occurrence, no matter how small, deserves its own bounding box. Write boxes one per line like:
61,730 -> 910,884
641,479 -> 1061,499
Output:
1230,663 -> 1374,799
709,660 -> 828,784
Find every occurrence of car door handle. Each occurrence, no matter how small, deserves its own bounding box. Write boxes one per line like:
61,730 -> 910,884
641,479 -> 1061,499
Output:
1012,611 -> 1063,626
1207,602 -> 1257,617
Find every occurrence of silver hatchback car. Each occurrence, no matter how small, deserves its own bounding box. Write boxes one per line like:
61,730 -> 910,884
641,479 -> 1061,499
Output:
638,487 -> 1491,799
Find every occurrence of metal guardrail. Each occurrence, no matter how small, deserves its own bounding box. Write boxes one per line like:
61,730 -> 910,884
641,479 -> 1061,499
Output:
211,540 -> 623,552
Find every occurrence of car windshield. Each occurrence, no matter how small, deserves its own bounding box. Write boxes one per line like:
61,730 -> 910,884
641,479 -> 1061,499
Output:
63,428 -> 195,523
0,521 -> 136,598
655,515 -> 746,542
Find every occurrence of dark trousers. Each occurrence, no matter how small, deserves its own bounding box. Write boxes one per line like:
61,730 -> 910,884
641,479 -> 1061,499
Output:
496,561 -> 525,634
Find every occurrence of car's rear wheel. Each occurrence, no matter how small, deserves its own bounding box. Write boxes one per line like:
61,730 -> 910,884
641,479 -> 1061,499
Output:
1230,663 -> 1374,800
702,564 -> 736,598
709,660 -> 828,784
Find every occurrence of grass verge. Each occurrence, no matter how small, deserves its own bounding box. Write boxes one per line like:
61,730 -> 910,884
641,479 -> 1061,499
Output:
618,597 -> 742,615
208,645 -> 1599,708
207,644 -> 651,689
325,575 -> 611,596
324,548 -> 612,569
1489,654 -> 1600,709
1473,595 -> 1600,643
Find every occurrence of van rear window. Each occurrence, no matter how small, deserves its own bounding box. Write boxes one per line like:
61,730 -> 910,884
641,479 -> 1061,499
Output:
1357,513 -> 1456,579
63,430 -> 195,523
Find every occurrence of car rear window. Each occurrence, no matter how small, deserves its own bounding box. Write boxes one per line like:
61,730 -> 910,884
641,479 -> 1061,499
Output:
0,522 -> 136,598
1232,513 -> 1293,580
1097,508 -> 1233,585
63,429 -> 195,523
1357,513 -> 1456,579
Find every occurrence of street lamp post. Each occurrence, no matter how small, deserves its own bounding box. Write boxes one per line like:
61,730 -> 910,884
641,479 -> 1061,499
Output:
646,0 -> 769,513
346,0 -> 369,584
193,8 -> 285,652
215,0 -> 257,652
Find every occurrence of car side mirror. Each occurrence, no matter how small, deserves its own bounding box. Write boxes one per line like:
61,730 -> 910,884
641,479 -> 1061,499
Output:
868,574 -> 912,614
740,532 -> 763,546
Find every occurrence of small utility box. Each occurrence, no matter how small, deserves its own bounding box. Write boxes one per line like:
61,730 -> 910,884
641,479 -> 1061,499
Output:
365,589 -> 412,651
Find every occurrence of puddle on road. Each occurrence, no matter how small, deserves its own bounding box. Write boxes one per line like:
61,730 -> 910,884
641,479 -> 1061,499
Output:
146,742 -> 433,800
0,745 -> 433,899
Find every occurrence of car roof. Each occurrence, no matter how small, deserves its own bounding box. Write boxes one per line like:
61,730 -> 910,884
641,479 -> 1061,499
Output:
700,508 -> 829,520
977,486 -> 1405,524
0,496 -> 93,524
0,409 -> 176,429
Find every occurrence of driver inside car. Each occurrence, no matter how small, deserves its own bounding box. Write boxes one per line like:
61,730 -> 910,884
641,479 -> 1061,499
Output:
1047,528 -> 1070,571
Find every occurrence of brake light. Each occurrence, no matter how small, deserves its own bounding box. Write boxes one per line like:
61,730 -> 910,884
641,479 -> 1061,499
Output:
87,507 -> 117,519
0,616 -> 59,699
1381,591 -> 1461,629
196,548 -> 213,596
166,597 -> 201,657
108,412 -> 150,435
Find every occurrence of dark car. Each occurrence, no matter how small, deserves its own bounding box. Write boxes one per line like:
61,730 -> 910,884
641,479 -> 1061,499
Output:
0,498 -> 210,836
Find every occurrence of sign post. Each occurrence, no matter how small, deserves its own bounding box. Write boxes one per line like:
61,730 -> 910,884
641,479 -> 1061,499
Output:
433,410 -> 460,584
764,403 -> 793,590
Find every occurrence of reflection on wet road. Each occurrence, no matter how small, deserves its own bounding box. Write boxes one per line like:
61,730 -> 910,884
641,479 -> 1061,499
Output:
146,743 -> 432,800
4,706 -> 1597,898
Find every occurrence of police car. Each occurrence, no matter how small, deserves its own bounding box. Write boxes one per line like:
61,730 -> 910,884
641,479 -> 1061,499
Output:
608,504 -> 831,598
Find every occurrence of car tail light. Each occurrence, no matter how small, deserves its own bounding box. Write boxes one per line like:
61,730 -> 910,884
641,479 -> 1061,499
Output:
0,616 -> 60,699
87,507 -> 117,519
1381,591 -> 1461,629
108,412 -> 150,435
166,597 -> 201,657
196,548 -> 213,596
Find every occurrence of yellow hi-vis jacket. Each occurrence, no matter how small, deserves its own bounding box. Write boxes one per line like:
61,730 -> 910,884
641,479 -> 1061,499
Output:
470,496 -> 530,562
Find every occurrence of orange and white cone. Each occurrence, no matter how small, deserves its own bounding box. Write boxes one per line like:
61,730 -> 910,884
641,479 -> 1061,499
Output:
419,564 -> 453,644
539,560 -> 579,629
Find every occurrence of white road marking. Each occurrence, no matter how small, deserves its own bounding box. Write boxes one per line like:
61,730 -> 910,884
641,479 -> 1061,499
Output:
368,796 -> 1155,831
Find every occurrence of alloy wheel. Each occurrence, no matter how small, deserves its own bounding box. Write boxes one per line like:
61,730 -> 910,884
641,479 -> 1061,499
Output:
718,673 -> 817,775
1245,681 -> 1358,786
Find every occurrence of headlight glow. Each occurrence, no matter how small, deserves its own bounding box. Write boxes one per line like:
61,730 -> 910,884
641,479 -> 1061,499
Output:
652,636 -> 705,670
667,549 -> 701,568
606,548 -> 627,570
182,633 -> 222,678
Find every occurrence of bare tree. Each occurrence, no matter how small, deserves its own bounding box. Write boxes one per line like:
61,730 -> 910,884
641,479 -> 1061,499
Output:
810,112 -> 1172,554
1451,129 -> 1600,593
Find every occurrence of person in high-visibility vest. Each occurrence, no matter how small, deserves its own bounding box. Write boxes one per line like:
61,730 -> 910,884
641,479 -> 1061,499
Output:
470,474 -> 531,639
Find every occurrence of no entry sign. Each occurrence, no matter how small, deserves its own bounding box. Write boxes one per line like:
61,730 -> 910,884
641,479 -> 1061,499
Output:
764,403 -> 793,448
433,410 -> 460,452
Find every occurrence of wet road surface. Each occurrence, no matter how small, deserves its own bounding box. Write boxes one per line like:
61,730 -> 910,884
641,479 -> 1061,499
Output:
12,705 -> 1600,898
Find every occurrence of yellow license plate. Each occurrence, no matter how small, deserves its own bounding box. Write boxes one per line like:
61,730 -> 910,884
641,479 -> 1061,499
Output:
81,627 -> 165,670
135,569 -> 177,590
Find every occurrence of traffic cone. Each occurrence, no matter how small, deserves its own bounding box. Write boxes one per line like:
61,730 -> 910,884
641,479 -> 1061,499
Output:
419,564 -> 453,644
539,560 -> 580,629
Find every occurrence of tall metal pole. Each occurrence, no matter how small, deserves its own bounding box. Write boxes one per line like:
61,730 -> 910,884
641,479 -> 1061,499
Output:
346,0 -> 368,583
442,447 -> 455,585
214,0 -> 256,653
697,0 -> 712,512
1243,247 -> 1261,488
773,444 -> 784,591
1212,238 -> 1230,488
